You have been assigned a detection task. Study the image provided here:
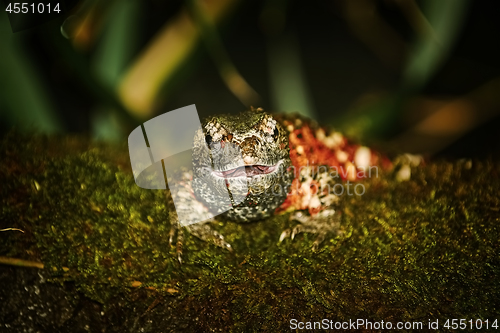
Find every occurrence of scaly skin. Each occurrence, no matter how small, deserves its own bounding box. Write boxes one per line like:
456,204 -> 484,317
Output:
192,108 -> 294,222
168,107 -> 390,261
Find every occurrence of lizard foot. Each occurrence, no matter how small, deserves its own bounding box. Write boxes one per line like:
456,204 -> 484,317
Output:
169,220 -> 185,264
170,219 -> 232,264
279,209 -> 340,251
186,221 -> 233,252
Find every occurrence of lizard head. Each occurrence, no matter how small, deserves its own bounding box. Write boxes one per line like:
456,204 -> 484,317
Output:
192,107 -> 293,222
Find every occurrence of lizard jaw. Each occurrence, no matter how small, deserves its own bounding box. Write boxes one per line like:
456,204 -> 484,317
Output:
211,160 -> 282,179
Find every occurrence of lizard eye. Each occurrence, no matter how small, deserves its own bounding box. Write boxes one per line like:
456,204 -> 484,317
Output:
205,134 -> 213,146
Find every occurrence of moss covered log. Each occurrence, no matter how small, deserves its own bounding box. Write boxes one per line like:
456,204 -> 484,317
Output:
1,132 -> 499,332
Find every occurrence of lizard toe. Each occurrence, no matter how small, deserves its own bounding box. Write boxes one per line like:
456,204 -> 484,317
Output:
279,229 -> 292,242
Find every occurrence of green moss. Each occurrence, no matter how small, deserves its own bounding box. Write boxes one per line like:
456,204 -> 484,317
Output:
1,132 -> 499,331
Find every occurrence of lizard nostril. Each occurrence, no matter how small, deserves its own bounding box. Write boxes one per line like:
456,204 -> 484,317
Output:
205,134 -> 213,146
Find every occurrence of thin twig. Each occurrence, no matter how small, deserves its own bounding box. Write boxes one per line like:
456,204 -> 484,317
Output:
0,256 -> 44,269
0,228 -> 25,233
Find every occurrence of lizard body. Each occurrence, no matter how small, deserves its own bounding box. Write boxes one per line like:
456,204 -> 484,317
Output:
169,107 -> 390,258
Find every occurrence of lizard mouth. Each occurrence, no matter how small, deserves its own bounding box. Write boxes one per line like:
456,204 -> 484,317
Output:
212,162 -> 281,178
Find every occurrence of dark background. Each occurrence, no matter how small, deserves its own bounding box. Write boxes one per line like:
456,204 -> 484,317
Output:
1,0 -> 499,159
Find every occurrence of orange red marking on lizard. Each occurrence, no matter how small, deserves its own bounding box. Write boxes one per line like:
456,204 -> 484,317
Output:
277,122 -> 391,214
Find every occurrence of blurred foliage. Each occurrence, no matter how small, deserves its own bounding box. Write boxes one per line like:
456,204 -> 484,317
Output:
0,0 -> 499,157
0,13 -> 62,133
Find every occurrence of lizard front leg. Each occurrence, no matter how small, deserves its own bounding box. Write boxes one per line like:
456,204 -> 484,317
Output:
166,172 -> 233,263
169,216 -> 232,264
278,166 -> 344,250
280,209 -> 340,250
